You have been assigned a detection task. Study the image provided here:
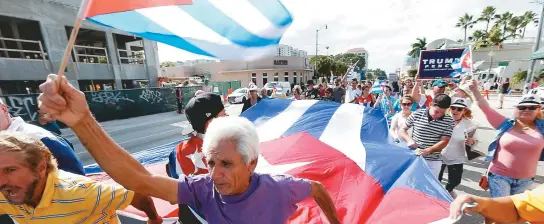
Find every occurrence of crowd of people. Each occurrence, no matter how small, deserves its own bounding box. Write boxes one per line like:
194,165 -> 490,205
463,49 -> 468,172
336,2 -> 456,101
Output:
1,72 -> 544,223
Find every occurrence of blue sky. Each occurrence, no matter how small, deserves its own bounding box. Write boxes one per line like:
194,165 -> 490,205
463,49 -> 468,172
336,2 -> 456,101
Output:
157,0 -> 542,73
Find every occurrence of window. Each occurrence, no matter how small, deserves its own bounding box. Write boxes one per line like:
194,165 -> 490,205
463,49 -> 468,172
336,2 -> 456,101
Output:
294,76 -> 297,85
263,73 -> 268,85
251,73 -> 257,84
284,72 -> 289,82
294,72 -> 298,84
274,72 -> 279,82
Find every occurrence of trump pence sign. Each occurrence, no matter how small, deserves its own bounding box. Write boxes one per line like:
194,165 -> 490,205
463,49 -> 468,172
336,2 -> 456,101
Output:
417,48 -> 464,79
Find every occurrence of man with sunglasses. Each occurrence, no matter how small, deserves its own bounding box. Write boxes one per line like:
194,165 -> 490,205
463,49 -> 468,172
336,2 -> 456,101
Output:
399,94 -> 455,178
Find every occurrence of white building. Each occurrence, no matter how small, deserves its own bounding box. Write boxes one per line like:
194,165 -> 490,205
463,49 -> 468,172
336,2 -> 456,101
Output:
277,44 -> 307,57
346,48 -> 369,69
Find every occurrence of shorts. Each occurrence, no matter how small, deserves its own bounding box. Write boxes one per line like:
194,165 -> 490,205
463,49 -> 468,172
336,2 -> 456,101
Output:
488,172 -> 534,198
424,160 -> 442,179
498,94 -> 505,101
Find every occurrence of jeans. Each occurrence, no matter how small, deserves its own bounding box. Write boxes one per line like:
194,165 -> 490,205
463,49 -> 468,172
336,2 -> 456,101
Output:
488,172 -> 534,198
438,164 -> 463,192
425,160 -> 442,179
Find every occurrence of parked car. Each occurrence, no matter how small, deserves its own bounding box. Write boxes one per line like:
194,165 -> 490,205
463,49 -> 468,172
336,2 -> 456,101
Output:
264,82 -> 291,96
227,88 -> 248,104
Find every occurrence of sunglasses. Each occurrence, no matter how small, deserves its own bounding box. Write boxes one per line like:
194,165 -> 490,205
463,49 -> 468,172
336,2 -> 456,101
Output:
401,103 -> 412,106
450,106 -> 464,112
517,106 -> 538,111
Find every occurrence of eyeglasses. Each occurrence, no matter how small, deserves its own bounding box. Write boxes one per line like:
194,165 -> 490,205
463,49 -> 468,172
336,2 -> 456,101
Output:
517,106 -> 538,111
450,106 -> 464,112
401,103 -> 412,106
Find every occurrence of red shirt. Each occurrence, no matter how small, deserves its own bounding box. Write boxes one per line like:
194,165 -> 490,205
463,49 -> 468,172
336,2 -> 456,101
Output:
175,135 -> 208,176
423,95 -> 433,107
319,89 -> 326,97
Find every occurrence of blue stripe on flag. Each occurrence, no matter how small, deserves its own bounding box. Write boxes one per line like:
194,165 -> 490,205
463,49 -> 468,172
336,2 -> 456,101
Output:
241,99 -> 293,123
282,100 -> 340,139
87,12 -> 215,58
248,0 -> 293,27
179,0 -> 283,47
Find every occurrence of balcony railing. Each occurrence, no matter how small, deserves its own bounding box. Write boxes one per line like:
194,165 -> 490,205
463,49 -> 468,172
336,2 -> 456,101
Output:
0,37 -> 49,69
118,49 -> 145,64
72,45 -> 109,64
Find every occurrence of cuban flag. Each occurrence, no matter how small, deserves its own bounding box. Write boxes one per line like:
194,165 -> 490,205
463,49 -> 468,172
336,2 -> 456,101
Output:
86,99 -> 451,224
82,0 -> 293,60
371,80 -> 384,94
450,46 -> 472,77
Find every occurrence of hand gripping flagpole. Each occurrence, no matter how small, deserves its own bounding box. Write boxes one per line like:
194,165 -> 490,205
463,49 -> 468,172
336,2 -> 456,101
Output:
57,0 -> 92,79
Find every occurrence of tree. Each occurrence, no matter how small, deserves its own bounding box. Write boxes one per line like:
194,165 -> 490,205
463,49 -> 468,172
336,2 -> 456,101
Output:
333,53 -> 366,72
494,12 -> 513,38
407,68 -> 418,78
160,61 -> 175,68
487,26 -> 507,48
471,30 -> 487,41
512,70 -> 527,84
479,6 -> 497,33
407,37 -> 427,58
456,13 -> 478,42
520,11 -> 538,38
507,16 -> 523,40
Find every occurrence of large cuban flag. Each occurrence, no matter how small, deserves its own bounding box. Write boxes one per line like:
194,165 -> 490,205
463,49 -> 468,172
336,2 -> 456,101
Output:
86,99 -> 453,224
82,0 -> 293,60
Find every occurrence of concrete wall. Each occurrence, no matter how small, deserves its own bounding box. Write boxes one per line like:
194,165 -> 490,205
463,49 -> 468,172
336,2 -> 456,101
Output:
76,63 -> 114,80
119,65 -> 148,80
160,66 -> 195,78
220,69 -> 312,87
0,59 -> 51,80
0,0 -> 160,90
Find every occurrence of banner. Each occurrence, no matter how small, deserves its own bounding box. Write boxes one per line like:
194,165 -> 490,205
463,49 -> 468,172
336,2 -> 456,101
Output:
417,48 -> 465,79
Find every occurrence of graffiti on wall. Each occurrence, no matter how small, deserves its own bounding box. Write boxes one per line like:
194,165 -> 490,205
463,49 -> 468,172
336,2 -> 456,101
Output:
1,96 -> 39,121
139,89 -> 163,104
91,92 -> 134,105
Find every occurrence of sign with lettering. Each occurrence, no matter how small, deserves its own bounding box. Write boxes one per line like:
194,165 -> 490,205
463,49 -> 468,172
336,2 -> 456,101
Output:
274,60 -> 288,65
418,48 -> 464,78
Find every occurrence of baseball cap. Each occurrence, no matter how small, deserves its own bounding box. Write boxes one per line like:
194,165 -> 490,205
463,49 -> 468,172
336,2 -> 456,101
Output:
432,79 -> 448,88
184,93 -> 225,134
517,94 -> 542,106
451,97 -> 472,108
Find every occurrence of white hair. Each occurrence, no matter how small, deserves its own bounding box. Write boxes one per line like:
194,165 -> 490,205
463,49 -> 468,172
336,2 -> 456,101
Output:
202,116 -> 260,164
194,90 -> 205,97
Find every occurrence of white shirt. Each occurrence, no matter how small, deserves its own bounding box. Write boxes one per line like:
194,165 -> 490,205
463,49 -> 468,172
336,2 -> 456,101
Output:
441,119 -> 476,165
345,86 -> 361,103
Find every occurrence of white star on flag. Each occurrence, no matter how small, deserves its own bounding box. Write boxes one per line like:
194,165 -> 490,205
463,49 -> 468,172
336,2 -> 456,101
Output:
186,148 -> 207,172
255,155 -> 312,175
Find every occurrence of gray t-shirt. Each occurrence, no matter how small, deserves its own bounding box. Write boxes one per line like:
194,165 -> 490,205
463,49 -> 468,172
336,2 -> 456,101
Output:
332,87 -> 345,103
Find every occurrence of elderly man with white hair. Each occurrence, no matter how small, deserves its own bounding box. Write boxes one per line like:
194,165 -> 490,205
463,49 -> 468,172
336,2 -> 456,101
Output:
37,74 -> 340,224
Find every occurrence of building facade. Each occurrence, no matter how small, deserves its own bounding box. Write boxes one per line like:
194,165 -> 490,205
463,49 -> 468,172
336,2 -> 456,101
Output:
161,56 -> 313,87
277,44 -> 308,57
0,0 -> 160,95
346,47 -> 369,69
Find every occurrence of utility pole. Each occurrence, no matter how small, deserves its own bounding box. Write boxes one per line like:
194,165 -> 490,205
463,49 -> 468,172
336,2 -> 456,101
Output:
526,2 -> 544,87
315,24 -> 327,80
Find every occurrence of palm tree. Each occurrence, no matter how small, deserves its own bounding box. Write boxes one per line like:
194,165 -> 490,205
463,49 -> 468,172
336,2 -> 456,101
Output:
407,37 -> 427,58
487,26 -> 509,49
494,12 -> 513,38
520,11 -> 538,38
507,16 -> 523,40
456,13 -> 478,42
479,6 -> 497,33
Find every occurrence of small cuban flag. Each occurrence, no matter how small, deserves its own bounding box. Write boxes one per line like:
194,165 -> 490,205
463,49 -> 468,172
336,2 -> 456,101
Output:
450,46 -> 472,77
371,80 -> 384,94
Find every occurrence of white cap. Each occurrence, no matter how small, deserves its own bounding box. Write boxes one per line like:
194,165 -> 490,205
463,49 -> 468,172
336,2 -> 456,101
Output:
451,97 -> 472,108
518,94 -> 542,106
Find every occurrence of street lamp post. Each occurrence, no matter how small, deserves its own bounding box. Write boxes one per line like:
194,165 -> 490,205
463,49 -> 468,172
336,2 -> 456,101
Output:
315,24 -> 327,79
526,2 -> 544,86
488,51 -> 495,80
326,46 -> 329,56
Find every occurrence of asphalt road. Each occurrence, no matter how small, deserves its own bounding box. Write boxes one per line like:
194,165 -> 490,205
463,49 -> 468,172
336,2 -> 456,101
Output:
64,95 -> 540,223
63,103 -> 245,166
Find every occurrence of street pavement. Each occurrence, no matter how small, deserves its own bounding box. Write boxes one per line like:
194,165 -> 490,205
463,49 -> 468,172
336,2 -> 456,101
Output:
64,95 -> 539,223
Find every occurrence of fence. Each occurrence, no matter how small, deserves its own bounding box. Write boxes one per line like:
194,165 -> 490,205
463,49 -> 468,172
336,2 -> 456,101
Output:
208,80 -> 242,95
0,86 -> 202,123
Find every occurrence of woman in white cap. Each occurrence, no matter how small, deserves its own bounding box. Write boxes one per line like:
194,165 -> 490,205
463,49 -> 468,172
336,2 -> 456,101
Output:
467,80 -> 544,210
438,97 -> 478,198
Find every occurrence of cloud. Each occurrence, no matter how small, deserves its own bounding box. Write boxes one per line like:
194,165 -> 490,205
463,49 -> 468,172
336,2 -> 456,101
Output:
158,0 -> 542,73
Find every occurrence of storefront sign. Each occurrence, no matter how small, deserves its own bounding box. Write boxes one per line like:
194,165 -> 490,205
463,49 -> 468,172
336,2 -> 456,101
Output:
274,60 -> 288,65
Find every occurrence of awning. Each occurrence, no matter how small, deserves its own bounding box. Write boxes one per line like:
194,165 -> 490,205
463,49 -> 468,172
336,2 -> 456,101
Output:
532,48 -> 544,59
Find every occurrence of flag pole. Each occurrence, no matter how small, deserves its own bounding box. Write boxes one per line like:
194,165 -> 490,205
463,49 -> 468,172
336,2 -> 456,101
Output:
57,0 -> 92,78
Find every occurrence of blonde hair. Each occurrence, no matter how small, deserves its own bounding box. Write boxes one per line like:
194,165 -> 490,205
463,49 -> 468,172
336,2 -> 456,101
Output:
0,131 -> 58,173
463,109 -> 473,119
401,95 -> 414,104
537,110 -> 544,120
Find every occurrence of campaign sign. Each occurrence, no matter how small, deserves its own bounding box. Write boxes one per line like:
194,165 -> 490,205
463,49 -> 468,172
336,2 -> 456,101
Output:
418,48 -> 464,78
